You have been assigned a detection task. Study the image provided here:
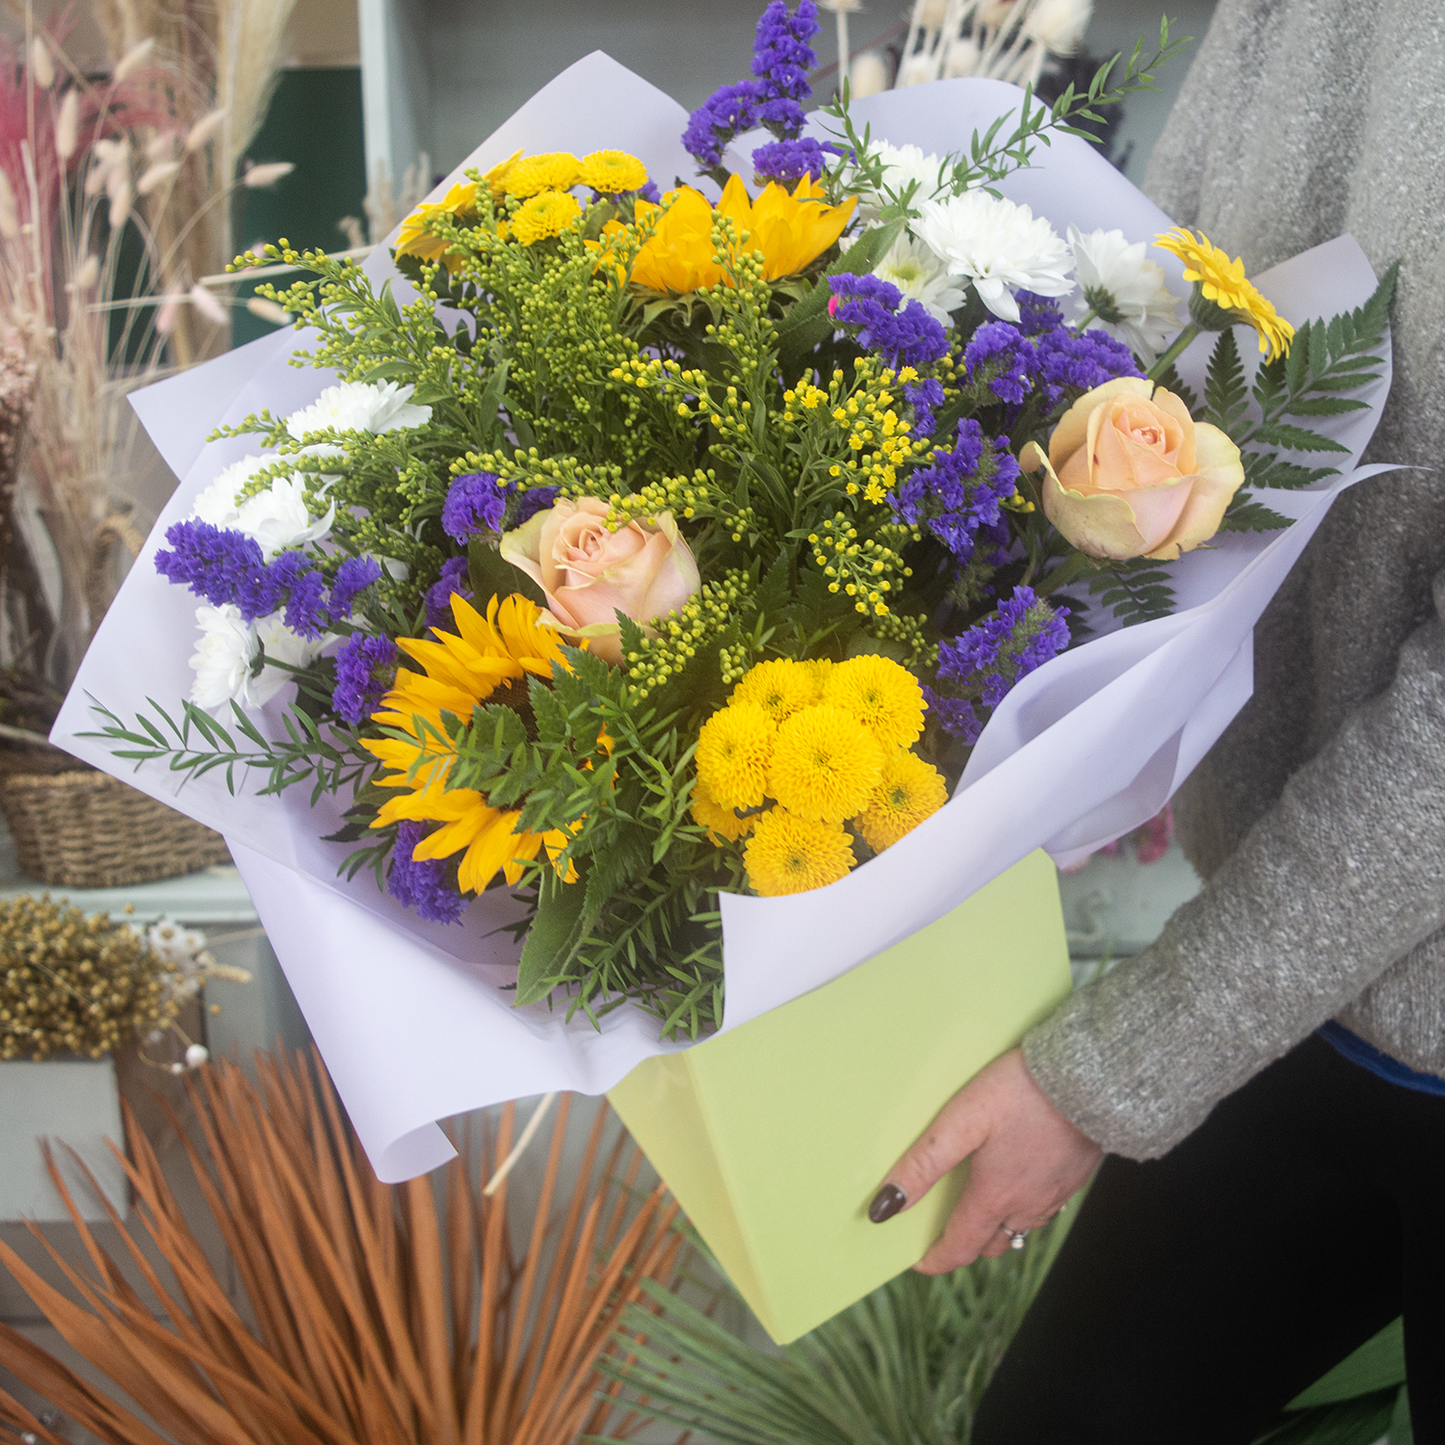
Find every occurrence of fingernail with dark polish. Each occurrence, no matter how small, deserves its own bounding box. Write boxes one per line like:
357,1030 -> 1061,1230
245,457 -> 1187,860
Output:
869,1183 -> 907,1223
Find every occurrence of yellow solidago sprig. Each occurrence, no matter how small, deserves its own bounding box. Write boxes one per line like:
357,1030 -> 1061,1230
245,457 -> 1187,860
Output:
1154,228 -> 1294,361
363,592 -> 580,896
691,656 -> 948,895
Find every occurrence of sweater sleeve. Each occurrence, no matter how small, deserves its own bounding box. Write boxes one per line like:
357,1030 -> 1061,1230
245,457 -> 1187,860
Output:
1022,571 -> 1445,1159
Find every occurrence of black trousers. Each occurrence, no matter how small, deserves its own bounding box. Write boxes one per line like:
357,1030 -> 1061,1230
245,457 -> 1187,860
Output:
973,1036 -> 1445,1444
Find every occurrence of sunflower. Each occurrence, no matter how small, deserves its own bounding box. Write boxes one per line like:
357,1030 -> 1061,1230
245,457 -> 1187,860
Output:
823,655 -> 926,748
578,149 -> 648,195
503,152 -> 582,198
393,180 -> 478,266
363,592 -> 576,894
1155,228 -> 1294,360
730,658 -> 824,724
629,174 -> 856,294
690,775 -> 756,846
855,751 -> 948,852
695,702 -> 776,811
744,809 -> 856,896
511,190 -> 583,246
767,704 -> 884,824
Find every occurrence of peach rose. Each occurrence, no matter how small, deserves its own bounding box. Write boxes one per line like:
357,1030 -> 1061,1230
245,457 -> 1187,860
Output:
499,496 -> 700,665
1023,377 -> 1245,562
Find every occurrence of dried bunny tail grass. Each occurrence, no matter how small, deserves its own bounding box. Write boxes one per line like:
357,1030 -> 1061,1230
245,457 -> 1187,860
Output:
0,1048 -> 685,1445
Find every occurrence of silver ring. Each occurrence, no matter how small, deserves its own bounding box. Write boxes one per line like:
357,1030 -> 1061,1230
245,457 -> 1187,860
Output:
1004,1226 -> 1028,1249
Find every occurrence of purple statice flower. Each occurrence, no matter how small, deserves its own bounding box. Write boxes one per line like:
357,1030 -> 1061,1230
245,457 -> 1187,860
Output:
636,180 -> 662,204
756,95 -> 807,134
752,137 -> 840,185
903,377 -> 946,436
751,0 -> 819,107
965,321 -> 1036,405
1033,326 -> 1143,408
271,552 -> 330,639
934,586 -> 1071,729
387,820 -> 467,925
331,633 -> 398,725
514,485 -> 560,526
683,80 -> 762,168
155,520 -> 276,617
330,555 -> 383,617
1015,291 -> 1065,337
891,418 -> 1020,563
442,471 -> 512,543
425,554 -> 473,633
828,274 -> 949,372
922,685 -> 985,745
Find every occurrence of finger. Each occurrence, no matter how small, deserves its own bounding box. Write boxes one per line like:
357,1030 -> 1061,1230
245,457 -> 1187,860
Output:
914,1176 -> 1014,1274
870,1084 -> 992,1222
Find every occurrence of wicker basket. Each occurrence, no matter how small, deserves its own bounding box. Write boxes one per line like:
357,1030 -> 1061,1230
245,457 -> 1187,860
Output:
0,770 -> 231,889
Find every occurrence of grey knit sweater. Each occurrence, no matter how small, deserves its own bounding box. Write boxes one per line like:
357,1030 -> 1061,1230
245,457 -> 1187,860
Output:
1022,0 -> 1445,1158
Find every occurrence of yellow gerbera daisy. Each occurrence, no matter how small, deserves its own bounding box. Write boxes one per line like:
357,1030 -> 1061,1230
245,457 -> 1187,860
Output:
855,751 -> 948,852
690,775 -> 756,846
1155,228 -> 1295,360
767,704 -> 884,824
730,658 -> 824,724
823,655 -> 926,748
510,189 -> 583,246
503,152 -> 582,199
578,149 -> 648,195
744,808 -> 856,896
695,702 -> 776,811
362,592 -> 576,894
629,174 -> 856,294
394,180 -> 479,267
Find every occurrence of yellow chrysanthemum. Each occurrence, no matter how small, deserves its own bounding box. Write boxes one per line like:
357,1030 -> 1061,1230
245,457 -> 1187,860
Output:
744,808 -> 856,896
695,702 -> 776,811
730,658 -> 825,724
767,704 -> 884,824
511,189 -> 583,246
363,592 -> 576,894
855,751 -> 948,853
394,180 -> 479,266
1155,228 -> 1295,360
630,173 -> 856,294
823,654 -> 926,749
578,149 -> 648,195
690,775 -> 756,846
503,152 -> 582,198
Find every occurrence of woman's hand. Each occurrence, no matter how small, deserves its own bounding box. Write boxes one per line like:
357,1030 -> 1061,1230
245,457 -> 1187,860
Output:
869,1047 -> 1103,1273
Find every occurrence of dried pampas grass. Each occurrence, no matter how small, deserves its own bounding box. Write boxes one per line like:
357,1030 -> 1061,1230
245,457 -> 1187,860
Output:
0,1050 -> 686,1445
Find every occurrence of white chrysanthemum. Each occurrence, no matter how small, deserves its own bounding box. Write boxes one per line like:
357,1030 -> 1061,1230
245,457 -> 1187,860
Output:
916,191 -> 1074,322
191,454 -> 276,529
285,380 -> 432,442
189,604 -> 259,710
873,234 -> 967,325
234,475 -> 336,560
189,605 -> 325,712
851,141 -> 948,213
1067,224 -> 1181,361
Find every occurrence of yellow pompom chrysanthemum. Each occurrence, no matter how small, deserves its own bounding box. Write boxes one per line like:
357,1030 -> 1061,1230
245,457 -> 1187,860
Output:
744,809 -> 855,896
503,152 -> 582,198
511,190 -> 582,246
730,658 -> 824,724
578,149 -> 648,195
695,701 -> 776,810
1155,228 -> 1294,360
855,751 -> 949,852
824,654 -> 926,748
690,776 -> 755,846
768,704 -> 884,824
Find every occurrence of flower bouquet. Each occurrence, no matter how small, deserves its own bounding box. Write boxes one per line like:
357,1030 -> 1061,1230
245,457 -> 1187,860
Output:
53,5 -> 1394,1340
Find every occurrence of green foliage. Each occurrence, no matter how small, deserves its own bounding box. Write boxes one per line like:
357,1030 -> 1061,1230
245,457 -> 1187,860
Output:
603,1212 -> 1074,1445
1218,492 -> 1293,534
1086,560 -> 1176,628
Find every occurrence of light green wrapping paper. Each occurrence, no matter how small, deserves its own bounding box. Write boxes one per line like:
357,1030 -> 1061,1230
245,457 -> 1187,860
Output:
607,848 -> 1071,1343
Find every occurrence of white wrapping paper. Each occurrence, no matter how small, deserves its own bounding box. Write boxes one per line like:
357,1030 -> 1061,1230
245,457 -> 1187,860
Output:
52,55 -> 1393,1180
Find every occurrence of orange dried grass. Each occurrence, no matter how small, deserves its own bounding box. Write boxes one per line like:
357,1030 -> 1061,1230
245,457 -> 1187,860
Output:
0,1048 -> 684,1445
